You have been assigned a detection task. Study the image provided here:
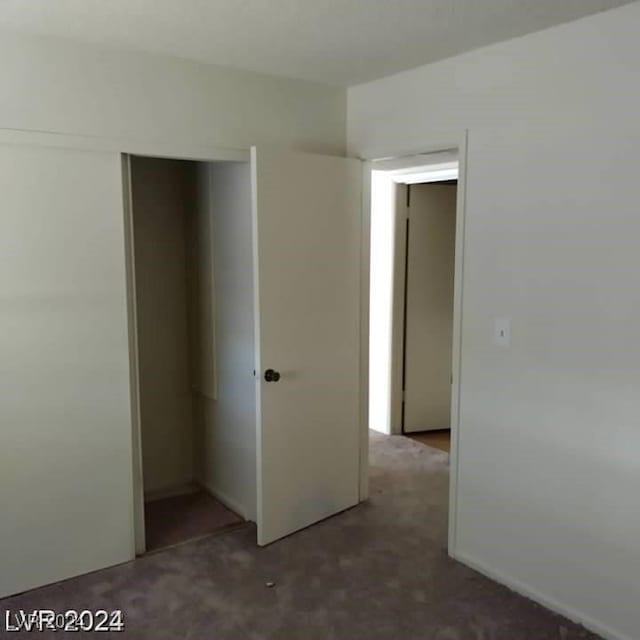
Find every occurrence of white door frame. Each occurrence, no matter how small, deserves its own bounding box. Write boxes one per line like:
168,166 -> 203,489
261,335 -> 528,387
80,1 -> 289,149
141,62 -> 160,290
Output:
121,147 -> 249,555
358,131 -> 468,554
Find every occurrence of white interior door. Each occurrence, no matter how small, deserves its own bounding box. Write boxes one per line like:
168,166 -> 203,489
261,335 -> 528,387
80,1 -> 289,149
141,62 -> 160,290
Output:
0,144 -> 134,597
404,183 -> 456,433
252,147 -> 362,546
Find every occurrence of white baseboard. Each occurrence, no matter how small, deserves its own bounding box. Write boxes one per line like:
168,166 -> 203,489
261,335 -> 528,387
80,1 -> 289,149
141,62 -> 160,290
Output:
197,481 -> 249,521
451,550 -> 630,640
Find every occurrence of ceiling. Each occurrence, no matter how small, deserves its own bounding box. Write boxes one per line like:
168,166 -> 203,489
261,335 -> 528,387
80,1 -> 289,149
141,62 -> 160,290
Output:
0,0 -> 634,86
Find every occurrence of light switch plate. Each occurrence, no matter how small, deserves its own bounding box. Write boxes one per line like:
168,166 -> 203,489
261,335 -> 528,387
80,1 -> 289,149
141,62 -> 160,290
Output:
494,317 -> 511,348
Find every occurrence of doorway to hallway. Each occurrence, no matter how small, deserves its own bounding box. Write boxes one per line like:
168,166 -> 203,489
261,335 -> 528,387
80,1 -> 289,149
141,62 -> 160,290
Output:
368,151 -> 459,448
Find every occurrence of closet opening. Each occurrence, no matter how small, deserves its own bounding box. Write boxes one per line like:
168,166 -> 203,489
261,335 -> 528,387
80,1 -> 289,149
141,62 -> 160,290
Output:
126,155 -> 255,553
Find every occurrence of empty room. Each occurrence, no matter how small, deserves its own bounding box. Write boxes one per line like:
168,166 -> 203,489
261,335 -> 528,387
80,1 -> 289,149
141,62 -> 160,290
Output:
1,2 -> 639,639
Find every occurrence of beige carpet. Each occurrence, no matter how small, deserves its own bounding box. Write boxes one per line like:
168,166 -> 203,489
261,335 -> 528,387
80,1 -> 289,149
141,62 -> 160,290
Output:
1,432 -> 600,639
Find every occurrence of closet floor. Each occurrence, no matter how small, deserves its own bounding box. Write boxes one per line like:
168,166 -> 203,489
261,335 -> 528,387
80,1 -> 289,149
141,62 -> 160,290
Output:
144,490 -> 244,552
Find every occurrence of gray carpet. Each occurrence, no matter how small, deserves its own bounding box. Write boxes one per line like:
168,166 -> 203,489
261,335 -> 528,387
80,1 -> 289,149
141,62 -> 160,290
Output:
1,432 -> 599,639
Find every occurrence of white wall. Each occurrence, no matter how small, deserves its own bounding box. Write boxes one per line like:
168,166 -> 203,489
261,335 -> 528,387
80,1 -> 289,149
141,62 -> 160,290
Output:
348,3 -> 640,640
0,145 -> 133,597
368,171 -> 396,434
187,163 -> 217,401
196,162 -> 256,520
0,30 -> 345,154
349,3 -> 640,156
130,157 -> 196,495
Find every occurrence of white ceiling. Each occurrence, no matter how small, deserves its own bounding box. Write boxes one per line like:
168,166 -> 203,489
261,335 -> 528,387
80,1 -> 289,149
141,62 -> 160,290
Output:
0,0 -> 634,86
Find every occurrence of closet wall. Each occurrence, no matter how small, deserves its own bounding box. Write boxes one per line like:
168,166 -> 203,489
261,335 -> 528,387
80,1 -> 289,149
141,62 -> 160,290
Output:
131,156 -> 199,495
196,163 -> 256,520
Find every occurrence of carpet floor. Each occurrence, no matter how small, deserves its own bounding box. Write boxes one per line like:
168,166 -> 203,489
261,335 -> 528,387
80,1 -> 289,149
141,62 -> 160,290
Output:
1,432 -> 600,639
144,490 -> 244,552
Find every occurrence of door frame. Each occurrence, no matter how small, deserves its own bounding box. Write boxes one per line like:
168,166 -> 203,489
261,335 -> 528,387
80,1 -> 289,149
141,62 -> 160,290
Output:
121,147 -> 249,555
359,131 -> 468,554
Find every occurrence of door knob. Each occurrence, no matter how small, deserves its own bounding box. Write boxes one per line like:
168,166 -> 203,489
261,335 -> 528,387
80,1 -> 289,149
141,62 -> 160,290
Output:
264,368 -> 281,382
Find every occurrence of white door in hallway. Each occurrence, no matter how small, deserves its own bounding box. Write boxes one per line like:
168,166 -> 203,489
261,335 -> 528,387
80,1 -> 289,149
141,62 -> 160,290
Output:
403,183 -> 456,433
252,148 -> 362,545
0,144 -> 134,598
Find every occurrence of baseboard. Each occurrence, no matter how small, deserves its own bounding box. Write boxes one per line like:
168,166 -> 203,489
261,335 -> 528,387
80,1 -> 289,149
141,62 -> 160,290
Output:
144,483 -> 199,503
451,550 -> 631,640
197,481 -> 249,521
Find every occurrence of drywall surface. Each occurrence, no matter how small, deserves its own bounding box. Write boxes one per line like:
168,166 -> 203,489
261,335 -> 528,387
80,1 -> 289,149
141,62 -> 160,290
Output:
368,171 -> 396,435
187,163 -> 217,400
348,4 -> 640,639
0,145 -> 133,597
0,30 -> 345,154
131,157 -> 195,495
349,3 -> 640,157
196,162 -> 256,520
